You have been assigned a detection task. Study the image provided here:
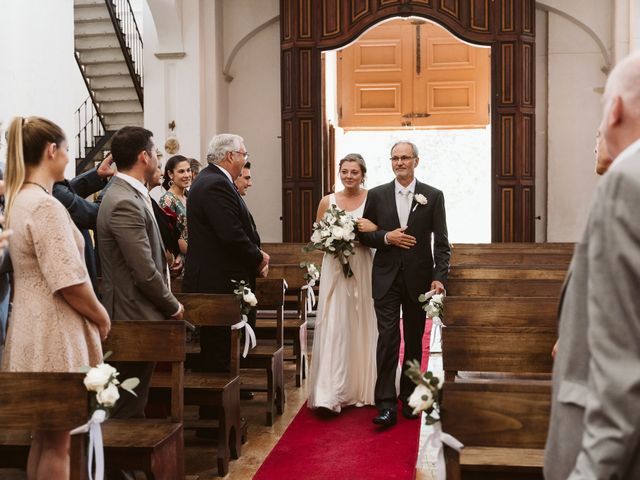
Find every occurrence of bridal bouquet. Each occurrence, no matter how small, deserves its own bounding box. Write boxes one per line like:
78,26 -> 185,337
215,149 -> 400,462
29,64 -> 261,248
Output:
405,359 -> 444,425
305,205 -> 357,278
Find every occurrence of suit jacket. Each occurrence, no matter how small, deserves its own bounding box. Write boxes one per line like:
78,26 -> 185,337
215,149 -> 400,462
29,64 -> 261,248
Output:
360,179 -> 450,300
53,167 -> 107,289
544,145 -> 640,479
183,164 -> 262,294
97,176 -> 179,320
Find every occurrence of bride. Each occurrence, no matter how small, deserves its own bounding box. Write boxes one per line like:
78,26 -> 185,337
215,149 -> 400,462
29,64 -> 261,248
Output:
308,153 -> 378,413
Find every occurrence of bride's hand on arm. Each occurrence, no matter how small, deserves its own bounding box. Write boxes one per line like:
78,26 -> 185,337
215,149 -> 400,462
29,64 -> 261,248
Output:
356,218 -> 378,233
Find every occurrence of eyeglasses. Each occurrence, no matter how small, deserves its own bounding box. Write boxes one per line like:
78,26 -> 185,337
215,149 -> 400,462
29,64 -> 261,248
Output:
390,155 -> 415,163
232,150 -> 250,160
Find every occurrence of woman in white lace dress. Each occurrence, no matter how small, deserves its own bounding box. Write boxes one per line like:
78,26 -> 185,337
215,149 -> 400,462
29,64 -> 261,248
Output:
308,154 -> 378,413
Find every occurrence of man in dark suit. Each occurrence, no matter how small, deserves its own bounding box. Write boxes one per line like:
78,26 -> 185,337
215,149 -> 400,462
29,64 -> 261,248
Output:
53,154 -> 114,290
360,140 -> 450,427
97,126 -> 184,419
184,133 -> 268,374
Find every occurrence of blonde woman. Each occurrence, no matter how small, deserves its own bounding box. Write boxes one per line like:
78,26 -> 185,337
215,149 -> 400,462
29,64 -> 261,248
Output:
1,116 -> 110,479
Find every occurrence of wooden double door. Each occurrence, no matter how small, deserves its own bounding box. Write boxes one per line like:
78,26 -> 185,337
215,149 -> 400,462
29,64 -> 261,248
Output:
280,0 -> 536,242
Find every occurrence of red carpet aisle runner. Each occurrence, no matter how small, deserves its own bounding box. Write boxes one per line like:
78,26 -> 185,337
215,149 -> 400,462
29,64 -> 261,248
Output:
253,319 -> 432,480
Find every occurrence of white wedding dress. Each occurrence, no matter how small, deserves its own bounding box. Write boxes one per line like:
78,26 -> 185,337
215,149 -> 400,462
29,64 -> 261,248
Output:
308,194 -> 378,412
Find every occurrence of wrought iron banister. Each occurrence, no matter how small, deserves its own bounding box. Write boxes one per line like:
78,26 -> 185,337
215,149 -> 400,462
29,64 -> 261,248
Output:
104,0 -> 143,105
75,96 -> 114,175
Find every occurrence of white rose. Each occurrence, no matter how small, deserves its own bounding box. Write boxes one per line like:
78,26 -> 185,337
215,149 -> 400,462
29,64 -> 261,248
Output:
327,214 -> 337,225
96,382 -> 120,407
310,229 -> 322,243
414,193 -> 428,205
408,384 -> 434,415
331,226 -> 345,240
345,231 -> 356,241
432,294 -> 444,305
321,228 -> 331,238
243,291 -> 258,307
84,363 -> 117,392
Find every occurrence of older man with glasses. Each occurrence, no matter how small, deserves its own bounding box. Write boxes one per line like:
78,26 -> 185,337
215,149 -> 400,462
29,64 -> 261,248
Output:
183,133 -> 269,409
359,140 -> 450,427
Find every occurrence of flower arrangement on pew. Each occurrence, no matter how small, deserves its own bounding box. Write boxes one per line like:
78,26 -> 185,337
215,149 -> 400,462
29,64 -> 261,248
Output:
419,290 -> 445,350
300,262 -> 320,312
231,279 -> 258,357
405,360 -> 443,425
79,352 -> 140,414
305,205 -> 357,278
73,354 -> 139,479
406,360 -> 463,475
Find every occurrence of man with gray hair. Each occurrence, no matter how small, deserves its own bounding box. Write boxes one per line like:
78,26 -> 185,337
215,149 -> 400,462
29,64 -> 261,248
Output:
183,133 -> 268,374
544,51 -> 640,479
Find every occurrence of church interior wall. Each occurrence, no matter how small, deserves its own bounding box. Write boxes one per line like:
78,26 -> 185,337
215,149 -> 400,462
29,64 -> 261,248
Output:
1,0 -> 637,244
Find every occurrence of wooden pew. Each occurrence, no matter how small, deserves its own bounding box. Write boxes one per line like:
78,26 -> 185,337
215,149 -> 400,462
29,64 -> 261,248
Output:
152,293 -> 241,476
444,297 -> 559,327
442,325 -> 556,382
241,278 -> 286,425
449,264 -> 568,281
255,264 -> 310,387
441,380 -> 550,479
261,242 -> 323,266
447,278 -> 563,297
102,320 -> 186,480
0,372 -> 89,479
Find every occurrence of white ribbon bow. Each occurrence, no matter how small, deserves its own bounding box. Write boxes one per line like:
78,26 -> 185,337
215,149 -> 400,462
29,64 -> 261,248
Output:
425,423 -> 464,480
70,408 -> 107,480
301,283 -> 316,313
430,315 -> 445,350
231,315 -> 257,358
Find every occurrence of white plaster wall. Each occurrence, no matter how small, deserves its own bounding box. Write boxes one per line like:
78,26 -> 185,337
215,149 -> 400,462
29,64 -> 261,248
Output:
224,19 -> 282,242
0,0 -> 88,177
542,1 -> 611,241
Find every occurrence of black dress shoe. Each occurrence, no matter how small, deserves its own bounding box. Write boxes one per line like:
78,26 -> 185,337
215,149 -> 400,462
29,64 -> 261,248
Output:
401,403 -> 420,420
372,408 -> 397,427
240,389 -> 255,400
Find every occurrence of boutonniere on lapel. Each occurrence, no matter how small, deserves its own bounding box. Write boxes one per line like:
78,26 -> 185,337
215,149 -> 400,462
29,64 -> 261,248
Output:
412,193 -> 428,212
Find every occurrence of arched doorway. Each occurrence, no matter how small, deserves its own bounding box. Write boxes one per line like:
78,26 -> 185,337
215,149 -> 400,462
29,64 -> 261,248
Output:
280,0 -> 536,242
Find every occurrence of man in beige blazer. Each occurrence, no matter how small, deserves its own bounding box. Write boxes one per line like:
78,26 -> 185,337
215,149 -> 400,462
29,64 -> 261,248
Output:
545,52 -> 640,479
98,126 -> 183,419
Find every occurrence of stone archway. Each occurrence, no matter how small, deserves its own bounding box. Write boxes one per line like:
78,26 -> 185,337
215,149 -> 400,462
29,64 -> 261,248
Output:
280,0 -> 536,242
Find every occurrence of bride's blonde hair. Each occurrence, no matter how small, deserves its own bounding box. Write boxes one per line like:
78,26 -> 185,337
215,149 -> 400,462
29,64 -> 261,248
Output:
5,116 -> 65,225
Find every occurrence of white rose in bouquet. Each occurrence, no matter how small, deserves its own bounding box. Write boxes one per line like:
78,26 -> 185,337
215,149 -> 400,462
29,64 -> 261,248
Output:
310,229 -> 322,243
331,225 -> 345,240
96,382 -> 120,407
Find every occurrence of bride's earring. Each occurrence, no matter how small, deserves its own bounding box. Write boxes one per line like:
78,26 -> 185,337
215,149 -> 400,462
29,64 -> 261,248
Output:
169,177 -> 174,187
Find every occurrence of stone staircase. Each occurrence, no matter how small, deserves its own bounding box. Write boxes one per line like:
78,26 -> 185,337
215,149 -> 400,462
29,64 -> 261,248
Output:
73,0 -> 143,172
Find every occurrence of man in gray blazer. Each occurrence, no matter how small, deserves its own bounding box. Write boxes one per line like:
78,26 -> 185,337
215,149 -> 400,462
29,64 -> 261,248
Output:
97,126 -> 184,419
545,52 -> 640,479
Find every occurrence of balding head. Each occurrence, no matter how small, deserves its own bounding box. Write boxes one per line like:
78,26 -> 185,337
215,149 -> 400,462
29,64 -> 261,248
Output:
599,52 -> 640,158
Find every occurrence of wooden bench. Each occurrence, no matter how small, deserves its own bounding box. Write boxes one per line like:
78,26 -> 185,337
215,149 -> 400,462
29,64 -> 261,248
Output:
449,264 -> 568,281
241,278 -> 286,425
102,320 -> 186,480
442,325 -> 556,382
261,242 -> 323,266
444,296 -> 559,327
0,372 -> 89,480
447,278 -> 563,297
152,293 -> 241,476
256,264 -> 311,387
441,380 -> 550,479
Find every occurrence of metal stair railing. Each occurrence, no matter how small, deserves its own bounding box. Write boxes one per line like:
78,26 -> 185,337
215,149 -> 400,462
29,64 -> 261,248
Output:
104,0 -> 144,105
75,96 -> 114,175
